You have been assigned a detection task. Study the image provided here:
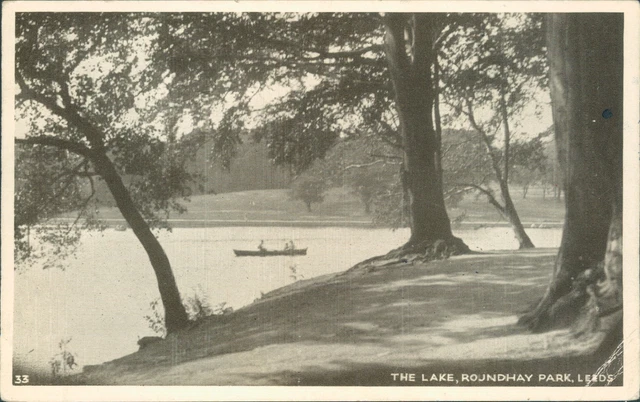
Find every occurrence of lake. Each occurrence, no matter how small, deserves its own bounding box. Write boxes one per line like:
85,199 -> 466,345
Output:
13,226 -> 562,375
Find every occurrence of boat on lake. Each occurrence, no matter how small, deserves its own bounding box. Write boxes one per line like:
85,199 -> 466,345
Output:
233,248 -> 307,257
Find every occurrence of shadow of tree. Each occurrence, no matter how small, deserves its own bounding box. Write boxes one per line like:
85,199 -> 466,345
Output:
76,251 -> 613,387
242,352 -> 623,386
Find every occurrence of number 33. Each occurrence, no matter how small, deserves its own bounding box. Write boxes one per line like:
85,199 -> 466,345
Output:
14,375 -> 29,384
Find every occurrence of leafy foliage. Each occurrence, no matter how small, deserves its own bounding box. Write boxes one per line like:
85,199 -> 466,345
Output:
145,290 -> 233,336
144,299 -> 168,337
15,13 -> 203,264
14,145 -> 105,268
437,14 -> 547,246
441,13 -> 547,125
290,177 -> 327,212
49,338 -> 78,378
155,12 -> 392,174
508,135 -> 549,197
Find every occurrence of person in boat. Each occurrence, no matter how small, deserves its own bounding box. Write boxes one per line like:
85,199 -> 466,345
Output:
258,240 -> 266,252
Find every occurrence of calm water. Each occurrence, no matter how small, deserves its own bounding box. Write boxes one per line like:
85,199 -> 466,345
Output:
13,226 -> 561,374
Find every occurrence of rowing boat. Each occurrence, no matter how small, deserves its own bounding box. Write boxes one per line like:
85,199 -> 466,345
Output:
233,248 -> 307,257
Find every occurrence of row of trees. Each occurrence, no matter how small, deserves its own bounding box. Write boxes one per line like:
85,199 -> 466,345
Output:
291,127 -> 559,218
14,12 -> 622,341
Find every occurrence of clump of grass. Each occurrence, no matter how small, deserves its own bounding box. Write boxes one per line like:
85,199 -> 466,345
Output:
144,287 -> 233,335
49,337 -> 78,378
289,264 -> 304,282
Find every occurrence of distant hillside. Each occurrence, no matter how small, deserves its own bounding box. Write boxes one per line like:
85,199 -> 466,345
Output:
88,137 -> 292,206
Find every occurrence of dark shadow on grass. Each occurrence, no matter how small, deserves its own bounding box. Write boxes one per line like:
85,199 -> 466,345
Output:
74,251 -> 563,385
241,352 -> 623,387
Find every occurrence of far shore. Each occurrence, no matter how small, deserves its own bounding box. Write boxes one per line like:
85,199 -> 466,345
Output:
48,217 -> 564,229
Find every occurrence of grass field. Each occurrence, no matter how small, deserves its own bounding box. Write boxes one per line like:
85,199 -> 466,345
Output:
69,186 -> 565,228
453,191 -> 565,225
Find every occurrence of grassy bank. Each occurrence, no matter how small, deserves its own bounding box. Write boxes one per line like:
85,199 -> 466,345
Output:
73,248 -> 617,386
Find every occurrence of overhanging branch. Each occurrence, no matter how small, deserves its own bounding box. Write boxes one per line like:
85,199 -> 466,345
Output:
344,159 -> 401,171
452,182 -> 506,215
466,98 -> 504,182
16,137 -> 93,158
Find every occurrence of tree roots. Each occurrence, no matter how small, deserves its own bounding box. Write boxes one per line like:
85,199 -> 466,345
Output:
344,236 -> 471,275
518,262 -> 622,334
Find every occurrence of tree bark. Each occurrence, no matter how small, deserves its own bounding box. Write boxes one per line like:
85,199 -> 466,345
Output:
502,189 -> 536,249
383,14 -> 468,254
63,107 -> 191,334
91,150 -> 191,334
519,14 -> 623,334
497,87 -> 535,249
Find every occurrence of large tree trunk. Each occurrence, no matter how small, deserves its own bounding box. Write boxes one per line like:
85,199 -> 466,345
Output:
519,14 -> 623,335
383,13 -> 468,256
91,151 -> 190,334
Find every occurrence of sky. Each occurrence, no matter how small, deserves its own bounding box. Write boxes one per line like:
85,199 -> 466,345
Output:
13,11 -> 554,149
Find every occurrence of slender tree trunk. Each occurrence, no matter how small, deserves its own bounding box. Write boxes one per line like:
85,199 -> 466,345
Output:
91,151 -> 190,333
499,180 -> 535,249
498,85 -> 534,249
17,77 -> 191,333
433,53 -> 444,196
383,14 -> 468,254
468,100 -> 534,250
496,194 -> 532,252
66,109 -> 190,334
519,14 -> 623,334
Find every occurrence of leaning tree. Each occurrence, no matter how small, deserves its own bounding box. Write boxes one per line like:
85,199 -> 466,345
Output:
15,13 -> 193,333
440,13 -> 547,249
519,13 -> 623,339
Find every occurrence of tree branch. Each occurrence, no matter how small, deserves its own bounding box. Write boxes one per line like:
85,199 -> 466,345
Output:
344,160 -> 388,170
16,137 -> 93,158
16,71 -> 69,119
452,182 -> 506,215
499,86 -> 511,182
376,119 -> 403,149
263,35 -> 383,61
65,172 -> 97,235
369,153 -> 402,161
51,158 -> 90,183
466,98 -> 504,182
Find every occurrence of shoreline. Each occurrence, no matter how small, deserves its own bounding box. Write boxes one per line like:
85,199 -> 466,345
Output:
48,217 -> 564,229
